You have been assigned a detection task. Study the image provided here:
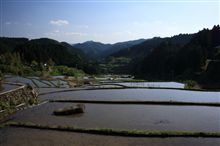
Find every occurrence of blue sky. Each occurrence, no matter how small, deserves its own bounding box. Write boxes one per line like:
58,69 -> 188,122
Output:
0,0 -> 219,44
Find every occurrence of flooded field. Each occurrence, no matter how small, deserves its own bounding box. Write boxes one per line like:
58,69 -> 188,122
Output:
110,82 -> 185,88
4,76 -> 36,87
11,102 -> 220,132
4,75 -> 70,88
39,88 -> 220,103
0,83 -> 21,93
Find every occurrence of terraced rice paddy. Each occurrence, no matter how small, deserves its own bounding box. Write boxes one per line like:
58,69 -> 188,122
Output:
1,76 -> 220,146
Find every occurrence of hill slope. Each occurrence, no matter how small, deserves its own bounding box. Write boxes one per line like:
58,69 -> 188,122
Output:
73,41 -> 111,59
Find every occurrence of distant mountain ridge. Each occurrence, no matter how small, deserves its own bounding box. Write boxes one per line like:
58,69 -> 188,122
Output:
102,39 -> 146,57
72,39 -> 146,59
73,41 -> 111,59
110,34 -> 194,59
73,34 -> 193,60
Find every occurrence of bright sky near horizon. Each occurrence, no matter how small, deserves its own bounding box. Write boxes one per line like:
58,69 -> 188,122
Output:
0,0 -> 219,44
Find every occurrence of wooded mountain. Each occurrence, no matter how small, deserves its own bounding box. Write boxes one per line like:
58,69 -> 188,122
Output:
98,25 -> 220,84
130,25 -> 220,83
102,33 -> 194,75
0,38 -> 86,70
73,41 -> 111,59
15,38 -> 86,68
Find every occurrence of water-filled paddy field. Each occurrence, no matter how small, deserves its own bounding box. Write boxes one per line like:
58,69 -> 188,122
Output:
39,88 -> 220,103
0,83 -> 21,93
11,102 -> 220,132
109,82 -> 185,88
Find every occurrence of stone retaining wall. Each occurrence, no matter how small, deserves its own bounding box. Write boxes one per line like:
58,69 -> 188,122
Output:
0,82 -> 38,111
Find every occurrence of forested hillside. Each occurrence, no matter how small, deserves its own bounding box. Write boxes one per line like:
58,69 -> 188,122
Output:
0,38 -> 100,75
130,25 -> 220,83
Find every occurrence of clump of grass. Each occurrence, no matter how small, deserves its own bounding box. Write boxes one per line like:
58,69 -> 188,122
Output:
7,121 -> 220,138
184,80 -> 197,89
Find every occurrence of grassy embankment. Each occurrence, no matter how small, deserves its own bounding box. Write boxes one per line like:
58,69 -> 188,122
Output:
1,121 -> 220,138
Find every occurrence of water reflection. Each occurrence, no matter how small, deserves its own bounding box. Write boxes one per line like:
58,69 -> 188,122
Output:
39,89 -> 220,103
111,82 -> 185,88
12,102 -> 220,132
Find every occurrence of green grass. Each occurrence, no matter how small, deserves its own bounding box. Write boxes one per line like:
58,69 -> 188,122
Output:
0,97 -> 38,121
6,121 -> 220,138
49,99 -> 220,107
